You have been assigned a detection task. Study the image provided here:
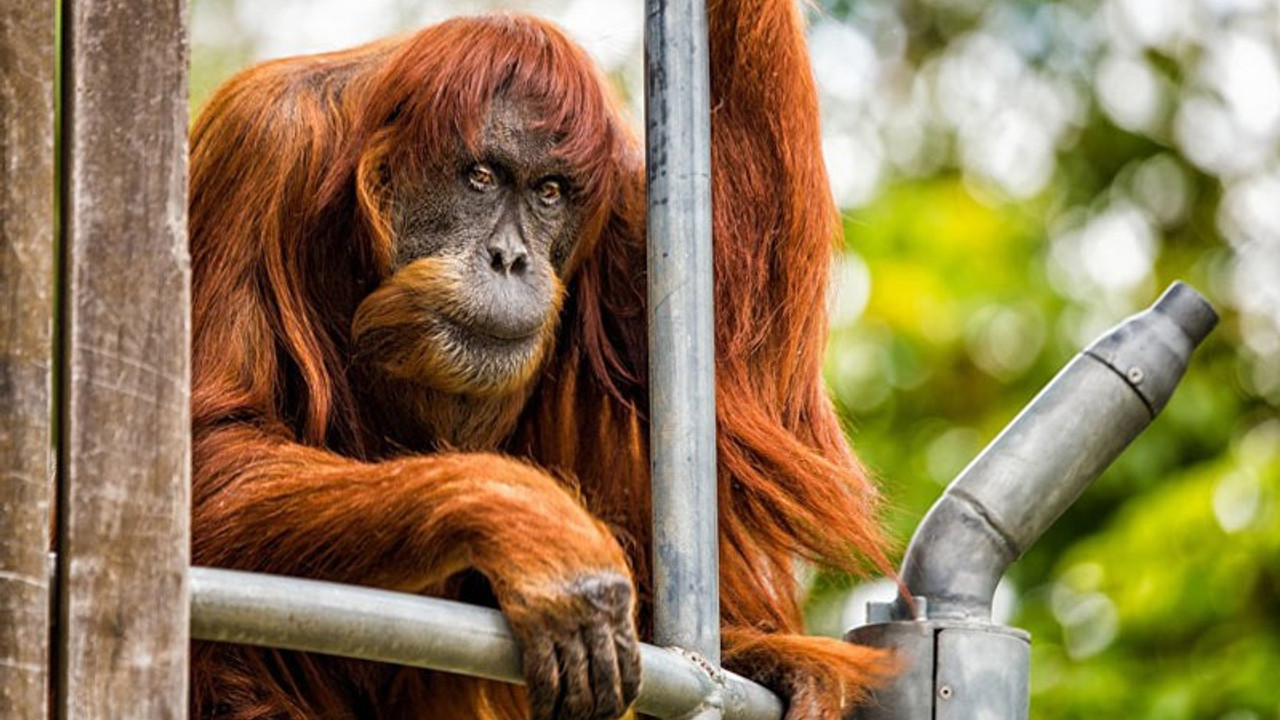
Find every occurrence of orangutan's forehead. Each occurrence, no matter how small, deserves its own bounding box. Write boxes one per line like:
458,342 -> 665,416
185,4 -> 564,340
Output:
476,96 -> 566,169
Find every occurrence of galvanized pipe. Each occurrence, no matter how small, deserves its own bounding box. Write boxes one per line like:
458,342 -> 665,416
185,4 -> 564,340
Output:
895,282 -> 1218,622
189,568 -> 783,720
850,282 -> 1217,720
644,0 -> 720,695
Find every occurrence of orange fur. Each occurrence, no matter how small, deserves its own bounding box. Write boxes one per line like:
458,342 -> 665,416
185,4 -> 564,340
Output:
190,2 -> 892,719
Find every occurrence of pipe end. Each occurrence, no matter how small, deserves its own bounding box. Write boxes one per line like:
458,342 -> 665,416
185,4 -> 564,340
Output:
1153,281 -> 1219,347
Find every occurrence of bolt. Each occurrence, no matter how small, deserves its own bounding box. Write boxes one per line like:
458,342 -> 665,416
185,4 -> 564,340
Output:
1127,366 -> 1145,384
939,685 -> 953,700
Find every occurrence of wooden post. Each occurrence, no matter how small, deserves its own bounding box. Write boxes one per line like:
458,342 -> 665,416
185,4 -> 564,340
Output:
58,0 -> 191,717
0,4 -> 57,719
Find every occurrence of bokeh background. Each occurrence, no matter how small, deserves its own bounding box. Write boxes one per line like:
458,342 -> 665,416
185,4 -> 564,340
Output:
190,1 -> 1280,717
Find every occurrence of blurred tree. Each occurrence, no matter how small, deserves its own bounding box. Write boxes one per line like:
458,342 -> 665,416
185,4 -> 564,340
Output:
809,1 -> 1280,718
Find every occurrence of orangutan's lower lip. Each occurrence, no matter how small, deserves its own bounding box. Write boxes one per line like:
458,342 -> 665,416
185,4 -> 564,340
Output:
443,316 -> 542,349
473,325 -> 541,342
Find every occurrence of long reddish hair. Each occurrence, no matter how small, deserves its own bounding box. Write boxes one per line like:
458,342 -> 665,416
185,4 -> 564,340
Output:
189,4 -> 895,716
191,15 -> 632,455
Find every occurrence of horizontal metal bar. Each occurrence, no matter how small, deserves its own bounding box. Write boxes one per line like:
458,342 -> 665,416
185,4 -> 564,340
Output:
189,567 -> 782,720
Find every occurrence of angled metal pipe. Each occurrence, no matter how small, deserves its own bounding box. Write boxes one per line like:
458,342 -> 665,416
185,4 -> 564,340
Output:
849,282 -> 1218,720
895,281 -> 1218,621
189,568 -> 783,720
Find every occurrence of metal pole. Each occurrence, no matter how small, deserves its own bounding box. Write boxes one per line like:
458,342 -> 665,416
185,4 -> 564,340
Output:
189,568 -> 782,720
645,2 -> 721,715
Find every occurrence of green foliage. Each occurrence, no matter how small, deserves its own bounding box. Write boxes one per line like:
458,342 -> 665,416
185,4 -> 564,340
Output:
814,1 -> 1280,717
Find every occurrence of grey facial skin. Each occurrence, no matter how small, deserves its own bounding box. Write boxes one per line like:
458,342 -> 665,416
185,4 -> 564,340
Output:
352,95 -> 589,451
393,96 -> 584,342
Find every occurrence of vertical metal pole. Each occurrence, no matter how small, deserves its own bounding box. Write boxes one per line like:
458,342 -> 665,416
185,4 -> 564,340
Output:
645,0 -> 720,714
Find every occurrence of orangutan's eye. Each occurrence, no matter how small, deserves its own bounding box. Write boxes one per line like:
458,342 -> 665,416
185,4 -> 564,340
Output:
468,164 -> 498,192
536,179 -> 563,207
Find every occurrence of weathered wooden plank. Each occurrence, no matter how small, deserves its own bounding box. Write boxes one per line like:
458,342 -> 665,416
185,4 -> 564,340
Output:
0,3 -> 57,719
59,0 -> 191,717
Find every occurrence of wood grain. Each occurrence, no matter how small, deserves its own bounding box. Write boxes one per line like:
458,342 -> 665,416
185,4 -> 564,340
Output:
0,3 -> 56,718
59,0 -> 191,717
